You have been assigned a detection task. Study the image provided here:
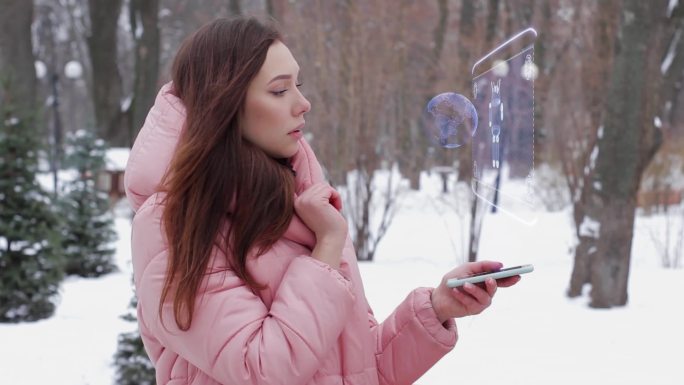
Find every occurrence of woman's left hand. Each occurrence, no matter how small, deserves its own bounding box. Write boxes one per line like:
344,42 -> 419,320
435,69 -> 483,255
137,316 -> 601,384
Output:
431,260 -> 521,324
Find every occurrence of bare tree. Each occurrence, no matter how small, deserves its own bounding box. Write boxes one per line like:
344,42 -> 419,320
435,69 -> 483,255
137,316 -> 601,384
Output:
128,0 -> 161,145
399,0 -> 450,190
338,0 -> 399,261
647,202 -> 684,269
0,0 -> 37,117
465,0 -> 504,262
282,0 -> 430,260
454,0 -> 481,183
570,0 -> 684,307
58,0 -> 96,134
264,0 -> 287,22
463,0 -> 545,262
87,0 -> 125,145
229,0 -> 241,16
552,1 -> 620,298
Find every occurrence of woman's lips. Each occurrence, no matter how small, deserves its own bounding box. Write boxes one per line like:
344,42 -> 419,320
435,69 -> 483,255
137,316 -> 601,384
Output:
288,123 -> 305,139
288,130 -> 303,139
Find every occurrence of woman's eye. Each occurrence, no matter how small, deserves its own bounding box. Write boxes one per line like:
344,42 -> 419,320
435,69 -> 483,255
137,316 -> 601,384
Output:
271,83 -> 302,96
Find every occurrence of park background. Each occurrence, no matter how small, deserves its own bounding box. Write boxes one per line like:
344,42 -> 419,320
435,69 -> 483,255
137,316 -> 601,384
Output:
1,0 -> 683,384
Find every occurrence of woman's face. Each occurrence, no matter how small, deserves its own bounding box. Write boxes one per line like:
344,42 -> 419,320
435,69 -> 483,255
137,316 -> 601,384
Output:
242,41 -> 311,158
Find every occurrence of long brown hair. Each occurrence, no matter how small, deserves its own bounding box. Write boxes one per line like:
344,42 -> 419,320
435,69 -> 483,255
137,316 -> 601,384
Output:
159,17 -> 295,331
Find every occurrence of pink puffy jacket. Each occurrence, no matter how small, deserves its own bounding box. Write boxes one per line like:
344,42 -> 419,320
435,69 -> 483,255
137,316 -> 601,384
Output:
124,83 -> 458,385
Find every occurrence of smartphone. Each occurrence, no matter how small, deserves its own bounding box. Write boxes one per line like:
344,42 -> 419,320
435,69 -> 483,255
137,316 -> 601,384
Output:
446,264 -> 534,288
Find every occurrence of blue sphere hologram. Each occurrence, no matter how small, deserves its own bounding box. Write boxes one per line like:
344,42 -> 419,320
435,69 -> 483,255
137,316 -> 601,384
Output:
424,92 -> 478,149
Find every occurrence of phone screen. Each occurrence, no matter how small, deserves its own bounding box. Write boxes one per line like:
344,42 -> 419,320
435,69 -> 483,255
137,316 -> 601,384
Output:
465,265 -> 524,278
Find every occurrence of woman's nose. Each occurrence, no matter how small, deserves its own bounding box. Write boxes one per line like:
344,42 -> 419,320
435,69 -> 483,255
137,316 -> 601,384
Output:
295,90 -> 311,115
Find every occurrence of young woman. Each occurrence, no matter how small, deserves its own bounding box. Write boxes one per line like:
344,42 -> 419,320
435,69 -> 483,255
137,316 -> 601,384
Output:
125,16 -> 520,385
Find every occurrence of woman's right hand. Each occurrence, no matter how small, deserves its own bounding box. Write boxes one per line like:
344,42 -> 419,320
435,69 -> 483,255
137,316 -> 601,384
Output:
294,182 -> 348,268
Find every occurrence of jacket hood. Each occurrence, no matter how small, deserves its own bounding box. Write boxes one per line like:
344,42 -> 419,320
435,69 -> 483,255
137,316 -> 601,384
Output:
124,82 -> 323,247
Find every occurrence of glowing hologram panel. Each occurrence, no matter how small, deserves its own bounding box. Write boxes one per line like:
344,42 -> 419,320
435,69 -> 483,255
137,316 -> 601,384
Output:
471,28 -> 538,225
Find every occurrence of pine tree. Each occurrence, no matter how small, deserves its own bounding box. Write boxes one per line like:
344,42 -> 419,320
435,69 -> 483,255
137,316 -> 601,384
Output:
0,104 -> 64,323
58,129 -> 117,277
114,294 -> 156,385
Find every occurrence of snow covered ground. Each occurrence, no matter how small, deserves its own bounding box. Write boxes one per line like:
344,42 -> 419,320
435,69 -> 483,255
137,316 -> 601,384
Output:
0,173 -> 682,385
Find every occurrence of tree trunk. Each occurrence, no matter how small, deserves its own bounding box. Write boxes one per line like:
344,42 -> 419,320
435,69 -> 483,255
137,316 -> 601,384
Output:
661,5 -> 684,127
573,0 -> 670,308
464,0 -> 504,261
467,189 -> 482,262
456,0 -> 476,182
485,0 -> 500,44
590,198 -> 637,307
265,0 -> 274,18
332,0 -> 356,186
0,0 -> 36,117
265,0 -> 286,22
567,1 -> 620,297
87,0 -> 124,145
229,0 -> 242,15
406,0 -> 448,190
129,0 -> 160,146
